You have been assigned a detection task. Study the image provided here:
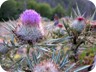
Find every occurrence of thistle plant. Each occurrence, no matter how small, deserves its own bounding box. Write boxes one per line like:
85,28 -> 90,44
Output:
0,9 -> 45,71
2,9 -> 44,45
40,4 -> 96,65
0,4 -> 95,72
13,9 -> 44,44
61,5 -> 96,62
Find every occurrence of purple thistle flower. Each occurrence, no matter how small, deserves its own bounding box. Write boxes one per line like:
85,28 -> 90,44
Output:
13,9 -> 44,44
20,9 -> 41,26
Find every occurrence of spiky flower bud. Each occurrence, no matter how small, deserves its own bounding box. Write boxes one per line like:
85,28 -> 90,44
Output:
71,17 -> 86,33
14,9 -> 44,44
33,60 -> 59,72
53,24 -> 65,35
57,24 -> 63,28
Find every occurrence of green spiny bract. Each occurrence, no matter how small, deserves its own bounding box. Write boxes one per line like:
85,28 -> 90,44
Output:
0,39 -> 9,54
14,23 -> 44,44
0,43 -> 9,54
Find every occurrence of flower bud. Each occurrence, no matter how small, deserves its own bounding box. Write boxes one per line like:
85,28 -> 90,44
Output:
71,17 -> 86,33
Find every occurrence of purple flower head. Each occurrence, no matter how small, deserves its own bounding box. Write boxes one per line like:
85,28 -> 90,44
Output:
20,9 -> 41,26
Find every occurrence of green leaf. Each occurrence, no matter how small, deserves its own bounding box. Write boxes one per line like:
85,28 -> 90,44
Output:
55,50 -> 61,64
10,40 -> 15,47
60,54 -> 69,68
9,58 -> 25,69
9,19 -> 16,28
26,56 -> 33,70
74,65 -> 90,72
38,47 -> 49,52
70,12 -> 74,19
52,49 -> 56,62
72,8 -> 78,17
63,21 -> 71,36
76,2 -> 81,16
82,12 -> 86,17
32,52 -> 37,65
44,36 -> 72,44
44,38 -> 64,44
3,20 -> 14,30
45,44 -> 57,47
37,54 -> 41,59
65,63 -> 76,72
90,9 -> 96,20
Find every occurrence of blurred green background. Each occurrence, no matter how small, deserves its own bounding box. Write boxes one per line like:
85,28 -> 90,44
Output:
0,0 -> 95,21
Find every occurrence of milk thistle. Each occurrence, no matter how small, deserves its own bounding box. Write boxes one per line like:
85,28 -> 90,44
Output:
14,9 -> 44,44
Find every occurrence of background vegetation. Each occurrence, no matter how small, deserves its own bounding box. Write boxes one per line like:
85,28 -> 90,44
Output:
0,0 -> 95,21
0,0 -> 96,71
